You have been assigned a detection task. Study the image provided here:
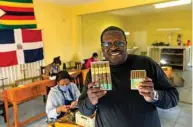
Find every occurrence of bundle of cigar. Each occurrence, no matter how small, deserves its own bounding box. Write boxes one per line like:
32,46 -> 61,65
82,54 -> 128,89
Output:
91,61 -> 112,90
130,70 -> 147,90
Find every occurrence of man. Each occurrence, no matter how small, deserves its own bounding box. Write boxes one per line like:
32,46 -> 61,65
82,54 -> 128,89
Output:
85,52 -> 98,69
46,71 -> 80,122
78,26 -> 179,127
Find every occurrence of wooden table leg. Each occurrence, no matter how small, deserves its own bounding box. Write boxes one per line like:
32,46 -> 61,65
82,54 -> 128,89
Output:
4,98 -> 10,127
13,102 -> 19,127
3,104 -> 7,123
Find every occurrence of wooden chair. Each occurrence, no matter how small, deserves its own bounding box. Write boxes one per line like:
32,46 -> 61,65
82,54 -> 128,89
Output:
65,61 -> 75,71
40,66 -> 51,102
40,66 -> 50,103
81,59 -> 88,69
81,69 -> 90,85
75,62 -> 82,70
40,66 -> 47,79
63,63 -> 67,71
71,72 -> 83,92
40,66 -> 45,74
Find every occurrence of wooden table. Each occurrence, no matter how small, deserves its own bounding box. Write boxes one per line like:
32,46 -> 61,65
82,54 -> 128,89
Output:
2,69 -> 89,127
48,122 -> 81,127
42,70 -> 82,80
2,80 -> 54,127
48,115 -> 82,127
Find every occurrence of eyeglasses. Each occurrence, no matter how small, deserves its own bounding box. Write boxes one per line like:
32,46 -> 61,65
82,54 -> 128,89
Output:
101,41 -> 126,48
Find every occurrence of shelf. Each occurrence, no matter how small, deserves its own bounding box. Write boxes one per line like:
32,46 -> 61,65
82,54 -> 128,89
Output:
161,53 -> 183,56
165,63 -> 183,66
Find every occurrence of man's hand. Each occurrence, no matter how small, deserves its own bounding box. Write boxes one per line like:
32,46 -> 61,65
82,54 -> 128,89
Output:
87,82 -> 107,105
56,105 -> 70,114
70,101 -> 78,109
138,77 -> 155,102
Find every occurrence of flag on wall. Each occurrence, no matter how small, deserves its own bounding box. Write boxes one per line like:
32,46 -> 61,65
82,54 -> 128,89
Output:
0,29 -> 43,67
0,0 -> 37,29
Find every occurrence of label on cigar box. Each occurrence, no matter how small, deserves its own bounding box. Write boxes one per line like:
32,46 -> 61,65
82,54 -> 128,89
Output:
131,79 -> 143,90
130,70 -> 146,90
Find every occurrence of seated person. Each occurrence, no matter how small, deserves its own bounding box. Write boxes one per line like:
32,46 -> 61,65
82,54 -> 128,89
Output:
85,52 -> 98,69
44,56 -> 61,76
46,71 -> 81,121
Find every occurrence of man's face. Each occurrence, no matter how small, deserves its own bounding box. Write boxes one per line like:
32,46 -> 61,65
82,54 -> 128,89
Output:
101,30 -> 127,65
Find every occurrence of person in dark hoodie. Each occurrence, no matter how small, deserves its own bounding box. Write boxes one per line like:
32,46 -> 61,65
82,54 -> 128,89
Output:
78,26 -> 179,127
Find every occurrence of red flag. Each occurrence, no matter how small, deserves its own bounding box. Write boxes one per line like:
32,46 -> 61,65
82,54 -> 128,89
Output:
0,51 -> 18,67
22,29 -> 42,43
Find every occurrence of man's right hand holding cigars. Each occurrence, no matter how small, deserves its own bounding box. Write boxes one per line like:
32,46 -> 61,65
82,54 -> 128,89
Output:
87,82 -> 107,105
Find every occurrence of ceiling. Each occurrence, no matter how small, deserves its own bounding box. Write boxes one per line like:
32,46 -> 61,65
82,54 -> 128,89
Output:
108,3 -> 192,16
39,0 -> 101,5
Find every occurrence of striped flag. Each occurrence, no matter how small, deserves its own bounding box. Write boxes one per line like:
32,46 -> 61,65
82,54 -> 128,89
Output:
0,0 -> 36,29
0,29 -> 44,67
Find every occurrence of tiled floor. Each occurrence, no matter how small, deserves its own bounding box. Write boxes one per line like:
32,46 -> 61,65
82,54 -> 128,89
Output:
0,97 -> 192,127
159,103 -> 192,127
176,70 -> 192,104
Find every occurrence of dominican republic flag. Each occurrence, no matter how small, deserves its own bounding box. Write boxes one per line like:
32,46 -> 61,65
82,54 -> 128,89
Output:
0,29 -> 44,67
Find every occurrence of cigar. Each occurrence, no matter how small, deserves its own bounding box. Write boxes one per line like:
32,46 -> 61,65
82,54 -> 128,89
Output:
94,63 -> 100,87
102,62 -> 107,90
91,63 -> 99,87
91,63 -> 95,82
131,70 -> 146,79
106,62 -> 112,90
98,62 -> 103,89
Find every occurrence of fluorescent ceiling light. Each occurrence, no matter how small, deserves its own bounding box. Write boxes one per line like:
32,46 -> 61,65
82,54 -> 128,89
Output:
154,0 -> 191,9
156,28 -> 182,31
125,32 -> 130,35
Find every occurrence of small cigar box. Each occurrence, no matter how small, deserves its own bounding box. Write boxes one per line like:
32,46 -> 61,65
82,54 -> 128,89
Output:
130,70 -> 146,90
